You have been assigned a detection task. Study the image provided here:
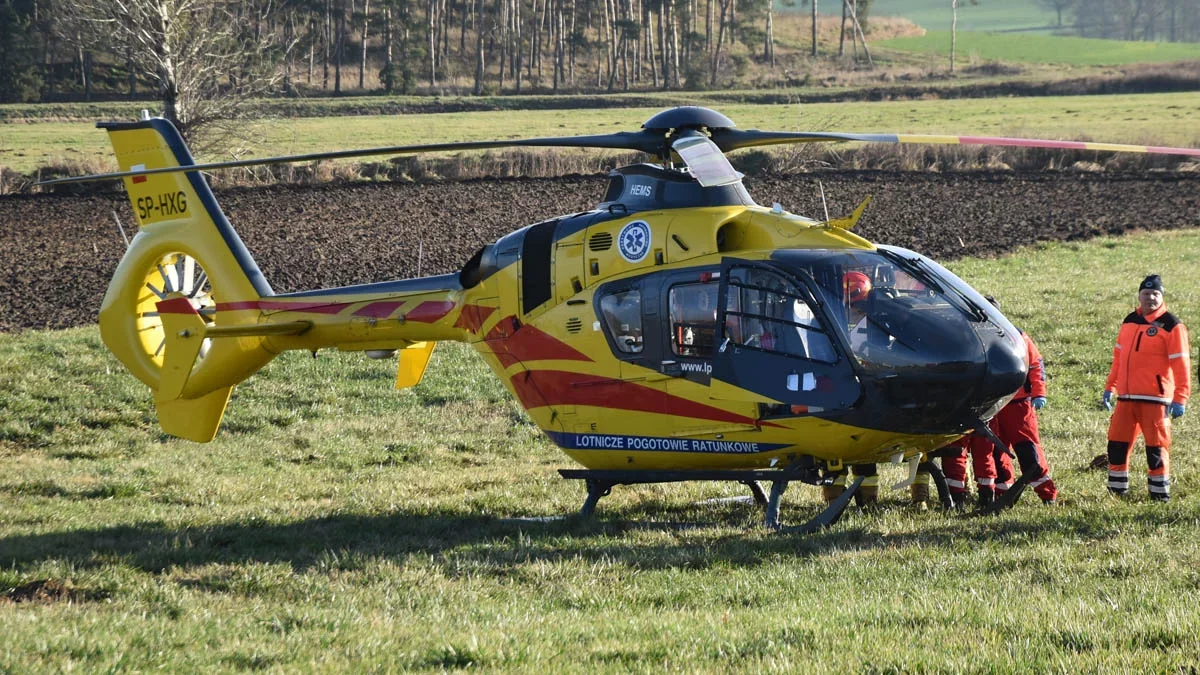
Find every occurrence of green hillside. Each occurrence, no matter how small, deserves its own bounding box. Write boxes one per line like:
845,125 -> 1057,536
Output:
793,0 -> 1059,33
860,0 -> 1057,32
878,30 -> 1200,66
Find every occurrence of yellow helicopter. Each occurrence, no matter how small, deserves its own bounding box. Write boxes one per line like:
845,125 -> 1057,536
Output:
46,106 -> 1200,531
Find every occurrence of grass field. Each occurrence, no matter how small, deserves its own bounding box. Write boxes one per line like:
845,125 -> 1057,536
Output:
3,92 -> 1199,176
3,229 -> 1200,671
823,0 -> 1058,33
878,31 -> 1200,66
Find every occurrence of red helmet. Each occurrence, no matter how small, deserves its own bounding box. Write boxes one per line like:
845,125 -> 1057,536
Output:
844,271 -> 872,305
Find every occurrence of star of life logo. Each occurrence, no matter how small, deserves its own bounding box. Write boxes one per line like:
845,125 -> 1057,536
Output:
618,220 -> 651,263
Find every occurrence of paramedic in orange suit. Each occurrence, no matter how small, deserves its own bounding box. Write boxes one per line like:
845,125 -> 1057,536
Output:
942,295 -> 1057,506
1103,274 -> 1191,502
992,325 -> 1056,504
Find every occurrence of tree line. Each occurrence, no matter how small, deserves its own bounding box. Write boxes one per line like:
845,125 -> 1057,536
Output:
1,0 -> 1197,125
1039,0 -> 1200,43
0,0 -> 881,113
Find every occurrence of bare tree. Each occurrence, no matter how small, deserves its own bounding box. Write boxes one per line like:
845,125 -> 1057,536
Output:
843,0 -> 871,65
763,0 -> 773,66
359,0 -> 371,89
950,0 -> 979,73
62,0 -> 293,145
810,0 -> 817,56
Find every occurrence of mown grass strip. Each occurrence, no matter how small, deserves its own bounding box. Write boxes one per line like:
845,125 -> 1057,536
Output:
4,92 -> 1199,178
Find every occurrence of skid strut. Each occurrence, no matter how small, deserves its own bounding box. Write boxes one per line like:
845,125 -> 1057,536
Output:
560,465 -> 860,532
579,479 -> 613,519
926,462 -> 956,510
779,476 -> 864,534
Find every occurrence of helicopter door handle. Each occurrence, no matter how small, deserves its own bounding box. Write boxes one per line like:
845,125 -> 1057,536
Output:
718,337 -> 731,353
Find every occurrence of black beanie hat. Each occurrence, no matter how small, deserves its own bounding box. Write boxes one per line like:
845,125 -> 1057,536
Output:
1141,274 -> 1163,293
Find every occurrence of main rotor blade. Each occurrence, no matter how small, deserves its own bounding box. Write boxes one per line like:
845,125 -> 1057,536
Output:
38,130 -> 667,186
712,128 -> 1200,157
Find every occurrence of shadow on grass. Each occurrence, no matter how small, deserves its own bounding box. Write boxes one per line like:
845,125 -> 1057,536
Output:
1,498 -> 1186,575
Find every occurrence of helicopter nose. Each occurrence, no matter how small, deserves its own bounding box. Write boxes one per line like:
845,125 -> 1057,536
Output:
860,328 -> 1029,435
950,333 -> 1029,425
977,337 -> 1028,403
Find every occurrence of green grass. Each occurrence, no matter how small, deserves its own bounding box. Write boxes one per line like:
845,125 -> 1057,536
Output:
4,229 -> 1200,671
879,30 -> 1200,66
4,92 -> 1200,176
839,0 -> 1058,33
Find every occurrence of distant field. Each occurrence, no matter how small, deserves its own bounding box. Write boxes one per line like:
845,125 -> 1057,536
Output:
878,31 -> 1200,66
3,92 -> 1199,176
797,0 -> 1058,32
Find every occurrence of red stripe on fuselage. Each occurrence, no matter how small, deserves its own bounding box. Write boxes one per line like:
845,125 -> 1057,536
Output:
215,298 -> 454,319
353,300 -> 406,318
509,370 -> 764,427
406,300 -> 456,323
453,304 -> 497,333
216,300 -> 351,314
483,320 -> 593,369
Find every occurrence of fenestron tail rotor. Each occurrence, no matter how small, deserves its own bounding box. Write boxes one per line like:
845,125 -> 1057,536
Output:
138,253 -> 215,364
38,106 -> 1200,189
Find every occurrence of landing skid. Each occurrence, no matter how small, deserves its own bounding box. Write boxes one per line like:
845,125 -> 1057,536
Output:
558,467 -> 859,532
980,474 -> 1030,514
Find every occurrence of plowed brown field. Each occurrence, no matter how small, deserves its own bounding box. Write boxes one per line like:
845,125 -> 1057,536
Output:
2,171 -> 1198,332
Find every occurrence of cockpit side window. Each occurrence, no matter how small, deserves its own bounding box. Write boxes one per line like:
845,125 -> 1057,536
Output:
598,289 -> 643,354
724,268 -> 837,364
669,282 -> 719,358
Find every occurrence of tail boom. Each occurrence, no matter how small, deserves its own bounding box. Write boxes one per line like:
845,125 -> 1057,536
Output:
99,116 -> 475,442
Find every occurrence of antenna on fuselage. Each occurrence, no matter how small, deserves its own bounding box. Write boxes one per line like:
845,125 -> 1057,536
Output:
818,180 -> 831,223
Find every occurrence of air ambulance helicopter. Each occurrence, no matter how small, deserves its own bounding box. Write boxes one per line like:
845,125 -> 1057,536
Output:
43,106 -> 1200,532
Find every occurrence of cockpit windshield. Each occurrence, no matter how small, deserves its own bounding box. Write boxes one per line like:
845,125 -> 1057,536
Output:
772,248 -> 985,371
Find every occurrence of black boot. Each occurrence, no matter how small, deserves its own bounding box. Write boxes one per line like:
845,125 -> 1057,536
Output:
978,488 -> 995,509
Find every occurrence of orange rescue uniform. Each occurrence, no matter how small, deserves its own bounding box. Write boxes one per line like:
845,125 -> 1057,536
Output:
943,330 -> 1057,504
1104,303 -> 1191,499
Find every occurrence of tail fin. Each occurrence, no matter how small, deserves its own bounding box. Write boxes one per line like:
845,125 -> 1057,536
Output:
99,117 -> 279,441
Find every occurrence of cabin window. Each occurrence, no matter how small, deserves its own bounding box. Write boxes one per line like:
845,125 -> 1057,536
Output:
724,268 -> 836,364
599,289 -> 643,354
669,282 -> 719,358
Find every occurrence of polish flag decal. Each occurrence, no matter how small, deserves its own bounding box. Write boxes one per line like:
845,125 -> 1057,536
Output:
131,164 -> 147,184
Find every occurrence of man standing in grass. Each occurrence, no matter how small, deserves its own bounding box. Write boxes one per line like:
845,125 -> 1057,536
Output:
1103,275 -> 1191,502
